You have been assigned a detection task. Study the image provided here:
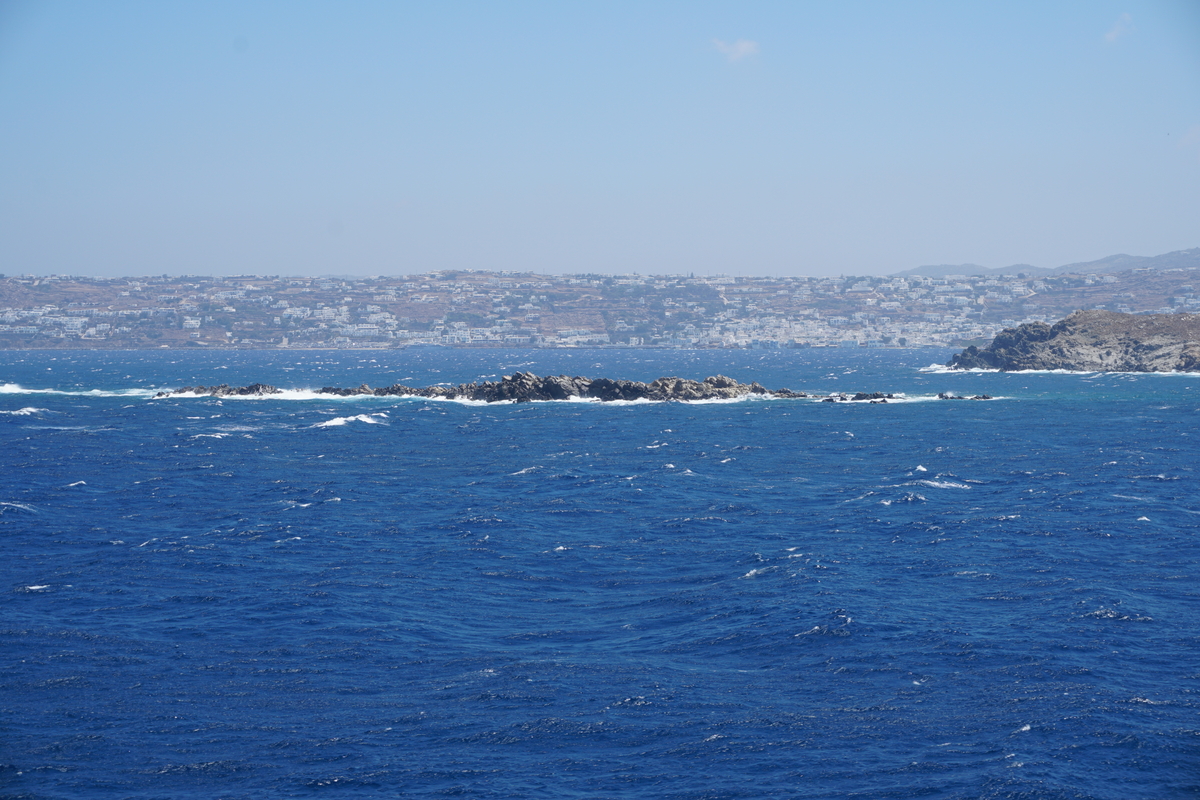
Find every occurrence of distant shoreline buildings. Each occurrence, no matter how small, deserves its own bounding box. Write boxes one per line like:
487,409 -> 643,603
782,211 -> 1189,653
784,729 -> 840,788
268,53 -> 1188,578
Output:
1,259 -> 1198,350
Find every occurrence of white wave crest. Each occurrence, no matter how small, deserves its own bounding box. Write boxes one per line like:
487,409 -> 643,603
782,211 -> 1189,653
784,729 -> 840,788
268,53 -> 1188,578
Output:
312,413 -> 389,428
912,479 -> 971,490
920,364 -> 1000,374
1,383 -> 158,398
922,364 -> 1200,377
0,406 -> 48,415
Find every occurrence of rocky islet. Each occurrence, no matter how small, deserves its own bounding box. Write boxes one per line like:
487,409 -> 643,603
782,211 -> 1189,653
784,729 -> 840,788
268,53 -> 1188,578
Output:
155,373 -> 982,403
158,373 -> 800,402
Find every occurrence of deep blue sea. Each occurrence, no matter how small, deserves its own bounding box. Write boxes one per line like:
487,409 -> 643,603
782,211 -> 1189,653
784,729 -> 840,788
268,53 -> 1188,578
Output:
2,348 -> 1198,799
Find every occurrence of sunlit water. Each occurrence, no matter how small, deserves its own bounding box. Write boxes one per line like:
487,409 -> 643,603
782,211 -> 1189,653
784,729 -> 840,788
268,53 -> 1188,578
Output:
2,348 -> 1198,799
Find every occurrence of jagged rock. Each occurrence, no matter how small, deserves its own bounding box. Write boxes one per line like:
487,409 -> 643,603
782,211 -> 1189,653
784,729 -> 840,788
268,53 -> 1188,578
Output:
155,382 -> 280,398
948,310 -> 1200,372
318,384 -> 375,396
820,392 -> 895,402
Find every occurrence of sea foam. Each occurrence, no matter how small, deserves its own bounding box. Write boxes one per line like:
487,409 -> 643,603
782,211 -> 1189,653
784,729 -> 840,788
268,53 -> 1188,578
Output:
312,413 -> 389,428
1,383 -> 158,398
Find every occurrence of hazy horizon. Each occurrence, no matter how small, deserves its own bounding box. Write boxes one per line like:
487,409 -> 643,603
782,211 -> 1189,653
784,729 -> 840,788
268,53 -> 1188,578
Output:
2,1 -> 1198,279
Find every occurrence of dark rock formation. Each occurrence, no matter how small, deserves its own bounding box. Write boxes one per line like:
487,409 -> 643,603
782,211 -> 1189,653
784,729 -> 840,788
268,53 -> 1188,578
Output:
948,310 -> 1200,372
157,373 -> 810,403
317,384 -> 376,396
819,392 -> 896,403
161,382 -> 282,397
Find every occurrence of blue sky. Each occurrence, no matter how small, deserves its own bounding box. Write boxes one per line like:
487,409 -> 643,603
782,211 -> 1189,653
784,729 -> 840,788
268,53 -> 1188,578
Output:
1,1 -> 1197,277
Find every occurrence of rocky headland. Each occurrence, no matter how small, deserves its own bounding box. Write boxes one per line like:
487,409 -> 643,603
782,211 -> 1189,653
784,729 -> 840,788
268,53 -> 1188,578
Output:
947,310 -> 1200,372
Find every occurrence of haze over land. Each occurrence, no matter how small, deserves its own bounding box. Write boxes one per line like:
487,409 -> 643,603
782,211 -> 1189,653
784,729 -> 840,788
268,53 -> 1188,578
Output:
1,1 -> 1198,278
3,248 -> 1198,349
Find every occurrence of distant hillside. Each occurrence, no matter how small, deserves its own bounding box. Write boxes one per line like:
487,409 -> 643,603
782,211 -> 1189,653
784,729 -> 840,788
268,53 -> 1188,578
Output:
1051,248 -> 1200,275
895,247 -> 1200,279
894,263 -> 1052,279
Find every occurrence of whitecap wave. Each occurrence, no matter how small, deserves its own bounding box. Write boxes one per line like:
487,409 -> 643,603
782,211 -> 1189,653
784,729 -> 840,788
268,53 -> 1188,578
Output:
1083,607 -> 1153,622
0,406 -> 48,415
165,388 -> 346,401
0,383 -> 158,398
1004,368 -> 1100,375
880,492 -> 926,505
920,364 -> 1200,377
920,364 -> 999,374
806,393 -> 978,404
911,479 -> 971,489
920,363 -> 1093,375
312,413 -> 389,428
859,394 -> 937,404
687,394 -> 778,405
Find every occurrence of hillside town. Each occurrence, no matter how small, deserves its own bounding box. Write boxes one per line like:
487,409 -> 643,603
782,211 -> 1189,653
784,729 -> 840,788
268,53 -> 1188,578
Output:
1,265 -> 1198,350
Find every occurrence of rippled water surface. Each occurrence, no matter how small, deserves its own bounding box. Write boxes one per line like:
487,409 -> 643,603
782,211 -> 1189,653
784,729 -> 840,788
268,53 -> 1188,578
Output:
2,348 -> 1198,799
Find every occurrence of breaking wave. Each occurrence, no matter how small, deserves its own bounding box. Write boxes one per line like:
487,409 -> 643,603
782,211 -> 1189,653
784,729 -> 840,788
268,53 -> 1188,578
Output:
312,413 -> 390,428
0,382 -> 159,398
